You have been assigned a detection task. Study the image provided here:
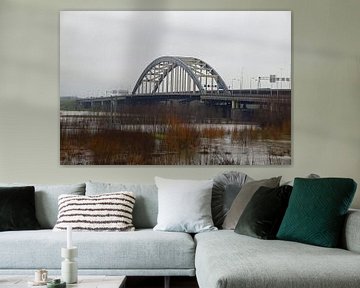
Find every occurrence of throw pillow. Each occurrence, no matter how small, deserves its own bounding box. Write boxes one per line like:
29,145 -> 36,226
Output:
53,192 -> 136,231
284,173 -> 320,186
222,176 -> 281,230
234,185 -> 293,239
212,171 -> 251,228
0,182 -> 86,228
277,178 -> 357,248
0,186 -> 41,231
153,177 -> 217,233
86,181 -> 158,229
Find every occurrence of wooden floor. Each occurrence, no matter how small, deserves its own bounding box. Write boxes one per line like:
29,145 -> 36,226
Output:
126,276 -> 199,288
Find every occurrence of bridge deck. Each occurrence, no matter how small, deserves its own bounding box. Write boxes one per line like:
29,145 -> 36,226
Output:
75,89 -> 291,107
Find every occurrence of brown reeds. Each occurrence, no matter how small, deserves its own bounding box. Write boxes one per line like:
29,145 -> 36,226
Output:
258,120 -> 291,141
163,117 -> 200,163
200,126 -> 226,139
231,126 -> 259,146
60,101 -> 291,165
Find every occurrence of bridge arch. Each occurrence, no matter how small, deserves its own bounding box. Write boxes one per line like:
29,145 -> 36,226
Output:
132,56 -> 229,95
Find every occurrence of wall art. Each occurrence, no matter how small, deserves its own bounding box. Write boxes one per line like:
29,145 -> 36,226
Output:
60,11 -> 291,165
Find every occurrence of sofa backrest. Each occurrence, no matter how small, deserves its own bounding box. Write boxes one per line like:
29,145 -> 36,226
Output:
86,181 -> 158,229
0,182 -> 86,228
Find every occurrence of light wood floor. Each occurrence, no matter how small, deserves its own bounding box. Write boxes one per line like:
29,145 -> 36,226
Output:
126,276 -> 199,288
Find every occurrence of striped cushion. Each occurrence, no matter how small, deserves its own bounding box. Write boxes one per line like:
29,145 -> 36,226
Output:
53,192 -> 136,232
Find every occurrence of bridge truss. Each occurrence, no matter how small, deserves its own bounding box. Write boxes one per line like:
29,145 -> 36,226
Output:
132,56 -> 229,95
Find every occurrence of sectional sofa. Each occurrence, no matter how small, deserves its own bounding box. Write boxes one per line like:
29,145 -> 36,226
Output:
0,176 -> 359,288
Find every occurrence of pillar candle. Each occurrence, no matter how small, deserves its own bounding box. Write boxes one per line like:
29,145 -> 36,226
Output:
67,225 -> 72,248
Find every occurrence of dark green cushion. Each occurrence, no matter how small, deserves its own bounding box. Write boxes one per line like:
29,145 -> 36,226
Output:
0,186 -> 41,231
235,185 -> 292,239
277,178 -> 357,247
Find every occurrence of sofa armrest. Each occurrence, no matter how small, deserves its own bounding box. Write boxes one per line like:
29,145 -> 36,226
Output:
342,209 -> 360,253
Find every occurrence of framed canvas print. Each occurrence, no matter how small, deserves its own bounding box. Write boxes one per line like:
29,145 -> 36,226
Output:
60,11 -> 291,165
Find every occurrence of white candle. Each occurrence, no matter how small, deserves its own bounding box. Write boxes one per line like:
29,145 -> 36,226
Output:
67,225 -> 72,249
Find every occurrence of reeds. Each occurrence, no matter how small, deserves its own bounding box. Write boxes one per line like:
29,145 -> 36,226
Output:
60,102 -> 291,165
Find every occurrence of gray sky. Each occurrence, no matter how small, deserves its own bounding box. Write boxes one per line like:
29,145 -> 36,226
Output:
60,11 -> 291,97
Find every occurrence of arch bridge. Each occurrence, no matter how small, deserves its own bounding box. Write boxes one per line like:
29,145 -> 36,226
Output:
76,56 -> 291,110
132,56 -> 229,95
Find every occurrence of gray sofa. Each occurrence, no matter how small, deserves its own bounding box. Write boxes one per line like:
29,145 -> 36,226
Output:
195,213 -> 360,288
0,181 -> 360,288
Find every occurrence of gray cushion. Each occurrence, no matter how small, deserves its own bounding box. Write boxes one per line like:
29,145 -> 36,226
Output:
0,229 -> 195,271
154,177 -> 216,233
0,183 -> 85,228
342,209 -> 360,253
195,230 -> 360,288
212,171 -> 250,228
85,181 -> 158,229
222,177 -> 281,229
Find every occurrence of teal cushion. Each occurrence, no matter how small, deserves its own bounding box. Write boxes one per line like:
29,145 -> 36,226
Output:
277,178 -> 357,247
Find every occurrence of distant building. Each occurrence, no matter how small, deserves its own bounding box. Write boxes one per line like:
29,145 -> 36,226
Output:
106,89 -> 129,97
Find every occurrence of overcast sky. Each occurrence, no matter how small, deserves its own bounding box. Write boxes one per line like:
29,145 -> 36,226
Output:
60,11 -> 291,97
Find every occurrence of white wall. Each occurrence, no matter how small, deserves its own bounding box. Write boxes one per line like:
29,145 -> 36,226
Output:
0,0 -> 359,207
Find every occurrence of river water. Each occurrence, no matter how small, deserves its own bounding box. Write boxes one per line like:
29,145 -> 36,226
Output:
60,111 -> 291,165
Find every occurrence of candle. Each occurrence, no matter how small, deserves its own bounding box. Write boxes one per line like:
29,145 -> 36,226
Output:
67,225 -> 72,249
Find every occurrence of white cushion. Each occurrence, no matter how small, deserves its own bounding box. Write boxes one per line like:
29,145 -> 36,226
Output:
153,177 -> 217,233
53,192 -> 135,231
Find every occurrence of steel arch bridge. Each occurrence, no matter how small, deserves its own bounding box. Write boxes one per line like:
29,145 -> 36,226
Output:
132,56 -> 229,95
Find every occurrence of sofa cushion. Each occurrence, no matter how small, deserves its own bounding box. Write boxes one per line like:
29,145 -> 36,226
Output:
53,192 -> 136,232
277,178 -> 357,247
234,185 -> 292,239
222,176 -> 281,229
283,173 -> 320,186
153,177 -> 216,233
212,171 -> 250,228
85,181 -> 158,229
342,209 -> 360,253
0,183 -> 86,229
0,186 -> 40,231
195,230 -> 360,288
0,229 -> 195,272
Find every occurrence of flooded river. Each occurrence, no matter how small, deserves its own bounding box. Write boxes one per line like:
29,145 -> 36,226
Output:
60,111 -> 291,165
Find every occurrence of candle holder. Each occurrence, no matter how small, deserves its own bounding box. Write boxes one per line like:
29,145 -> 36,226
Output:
61,247 -> 78,284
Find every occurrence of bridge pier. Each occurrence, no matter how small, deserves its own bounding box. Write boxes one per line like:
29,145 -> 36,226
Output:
231,108 -> 242,121
231,100 -> 240,109
230,100 -> 241,121
111,100 -> 117,112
